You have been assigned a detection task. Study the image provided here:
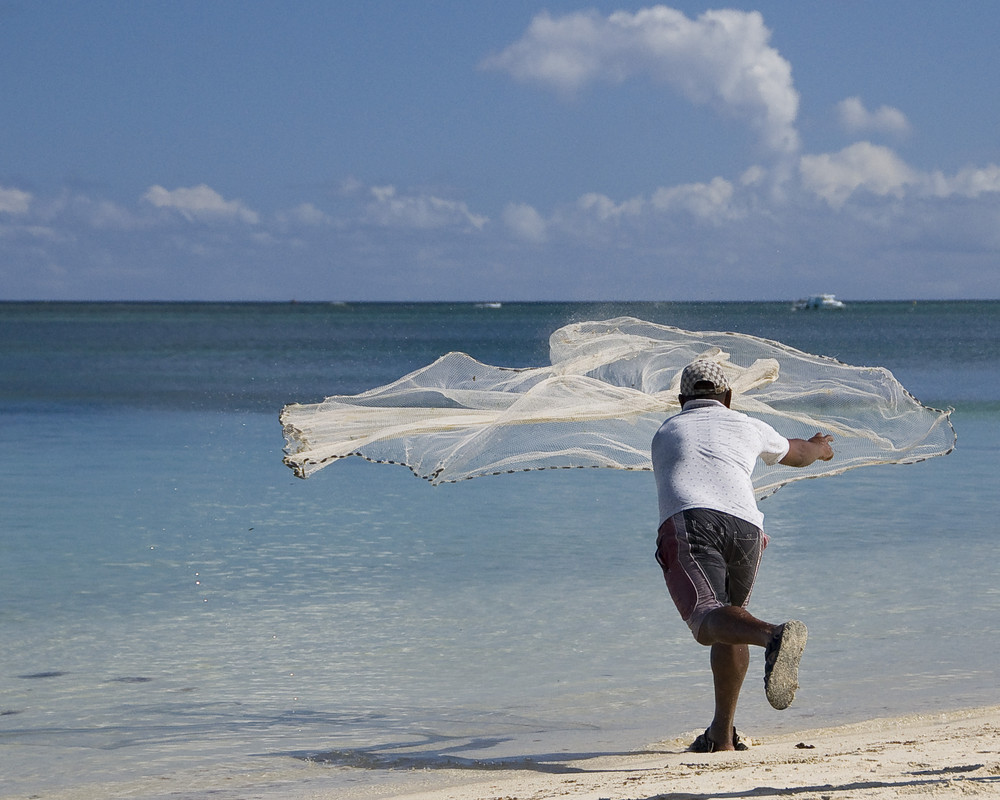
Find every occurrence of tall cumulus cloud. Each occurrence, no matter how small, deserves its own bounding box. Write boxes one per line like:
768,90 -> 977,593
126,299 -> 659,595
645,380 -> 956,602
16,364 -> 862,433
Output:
481,5 -> 800,157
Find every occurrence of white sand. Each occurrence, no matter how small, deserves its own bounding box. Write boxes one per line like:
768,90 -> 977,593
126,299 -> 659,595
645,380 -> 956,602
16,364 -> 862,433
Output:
315,705 -> 1000,800
16,706 -> 998,800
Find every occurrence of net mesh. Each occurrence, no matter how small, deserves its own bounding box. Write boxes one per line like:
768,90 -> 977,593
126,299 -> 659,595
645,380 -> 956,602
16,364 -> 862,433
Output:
280,317 -> 955,496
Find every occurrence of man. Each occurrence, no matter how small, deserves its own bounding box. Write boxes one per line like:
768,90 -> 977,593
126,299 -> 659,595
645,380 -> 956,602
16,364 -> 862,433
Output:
651,359 -> 834,752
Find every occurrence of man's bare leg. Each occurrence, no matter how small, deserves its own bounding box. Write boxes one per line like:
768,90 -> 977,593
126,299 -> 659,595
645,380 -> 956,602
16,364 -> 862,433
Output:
697,605 -> 775,649
698,606 -> 808,718
707,642 -> 749,750
696,605 -> 800,749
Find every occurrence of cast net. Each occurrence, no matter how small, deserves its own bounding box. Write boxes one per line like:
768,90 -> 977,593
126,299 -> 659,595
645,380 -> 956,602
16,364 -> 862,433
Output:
280,317 -> 955,497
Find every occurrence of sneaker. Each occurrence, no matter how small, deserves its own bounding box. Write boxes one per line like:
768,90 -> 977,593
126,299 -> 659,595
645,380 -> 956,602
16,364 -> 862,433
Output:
764,620 -> 807,710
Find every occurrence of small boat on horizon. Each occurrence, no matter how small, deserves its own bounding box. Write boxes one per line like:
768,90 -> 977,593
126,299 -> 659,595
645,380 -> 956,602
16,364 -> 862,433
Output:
792,294 -> 846,310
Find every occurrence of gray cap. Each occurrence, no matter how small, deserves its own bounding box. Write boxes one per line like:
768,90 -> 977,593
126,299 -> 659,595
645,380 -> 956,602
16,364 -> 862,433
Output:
680,360 -> 730,396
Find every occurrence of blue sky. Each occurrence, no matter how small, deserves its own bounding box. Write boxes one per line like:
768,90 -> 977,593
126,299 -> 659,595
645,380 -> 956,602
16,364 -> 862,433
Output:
2,1 -> 998,301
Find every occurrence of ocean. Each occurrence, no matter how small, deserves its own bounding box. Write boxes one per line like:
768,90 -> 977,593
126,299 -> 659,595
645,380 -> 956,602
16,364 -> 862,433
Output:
1,301 -> 997,798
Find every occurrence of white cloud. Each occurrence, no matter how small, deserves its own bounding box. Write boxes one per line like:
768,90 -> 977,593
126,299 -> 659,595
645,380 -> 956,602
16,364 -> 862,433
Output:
801,143 -> 1000,208
799,142 -> 919,208
650,177 -> 736,220
142,184 -> 260,224
366,185 -> 488,230
339,177 -> 365,196
577,192 -> 644,221
279,203 -> 331,226
0,186 -> 32,214
2,223 -> 64,242
503,202 -> 548,242
837,96 -> 910,136
5,161 -> 998,301
483,6 -> 800,155
80,198 -> 143,230
926,164 -> 1000,198
740,165 -> 767,187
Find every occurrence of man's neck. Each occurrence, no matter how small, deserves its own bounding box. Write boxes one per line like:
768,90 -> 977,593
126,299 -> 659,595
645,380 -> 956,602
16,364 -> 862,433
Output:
682,398 -> 726,410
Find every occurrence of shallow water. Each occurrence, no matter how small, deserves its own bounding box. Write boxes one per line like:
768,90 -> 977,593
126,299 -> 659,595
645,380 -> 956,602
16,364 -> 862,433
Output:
1,301 -> 997,797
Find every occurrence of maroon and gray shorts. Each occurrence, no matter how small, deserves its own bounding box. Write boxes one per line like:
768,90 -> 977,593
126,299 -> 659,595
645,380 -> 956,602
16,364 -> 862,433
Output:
655,508 -> 769,640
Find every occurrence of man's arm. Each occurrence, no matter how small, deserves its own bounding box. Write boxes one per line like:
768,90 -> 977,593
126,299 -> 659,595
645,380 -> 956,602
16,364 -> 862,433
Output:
779,433 -> 834,467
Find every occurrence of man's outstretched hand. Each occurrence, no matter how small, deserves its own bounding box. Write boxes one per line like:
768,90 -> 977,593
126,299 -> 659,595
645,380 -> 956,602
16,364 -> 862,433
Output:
807,433 -> 835,461
781,433 -> 834,467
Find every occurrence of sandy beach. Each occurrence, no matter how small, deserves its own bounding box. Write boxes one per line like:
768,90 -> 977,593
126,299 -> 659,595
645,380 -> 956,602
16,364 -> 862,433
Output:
316,706 -> 1000,800
9,705 -> 997,800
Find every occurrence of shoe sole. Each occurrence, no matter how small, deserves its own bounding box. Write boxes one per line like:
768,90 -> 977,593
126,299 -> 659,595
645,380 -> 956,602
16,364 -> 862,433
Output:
765,620 -> 807,710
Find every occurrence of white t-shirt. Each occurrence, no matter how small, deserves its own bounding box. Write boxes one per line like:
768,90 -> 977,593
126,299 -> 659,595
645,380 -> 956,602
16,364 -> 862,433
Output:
652,399 -> 789,529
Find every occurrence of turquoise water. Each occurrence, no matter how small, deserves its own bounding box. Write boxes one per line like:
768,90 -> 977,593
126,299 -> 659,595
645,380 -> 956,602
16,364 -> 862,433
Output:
1,301 -> 997,797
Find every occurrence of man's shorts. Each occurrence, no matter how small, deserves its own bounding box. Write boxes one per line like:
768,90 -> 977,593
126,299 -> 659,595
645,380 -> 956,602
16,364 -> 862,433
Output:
655,508 -> 769,640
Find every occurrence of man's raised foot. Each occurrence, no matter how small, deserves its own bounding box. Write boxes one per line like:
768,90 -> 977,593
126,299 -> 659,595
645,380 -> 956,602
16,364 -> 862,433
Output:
764,620 -> 807,710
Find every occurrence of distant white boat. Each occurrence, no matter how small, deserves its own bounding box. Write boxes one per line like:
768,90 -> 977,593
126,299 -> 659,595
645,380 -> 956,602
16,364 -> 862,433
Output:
474,302 -> 502,309
792,294 -> 846,310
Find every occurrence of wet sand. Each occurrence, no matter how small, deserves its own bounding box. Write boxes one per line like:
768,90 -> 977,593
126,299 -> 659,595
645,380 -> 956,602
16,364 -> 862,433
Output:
321,705 -> 1000,800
